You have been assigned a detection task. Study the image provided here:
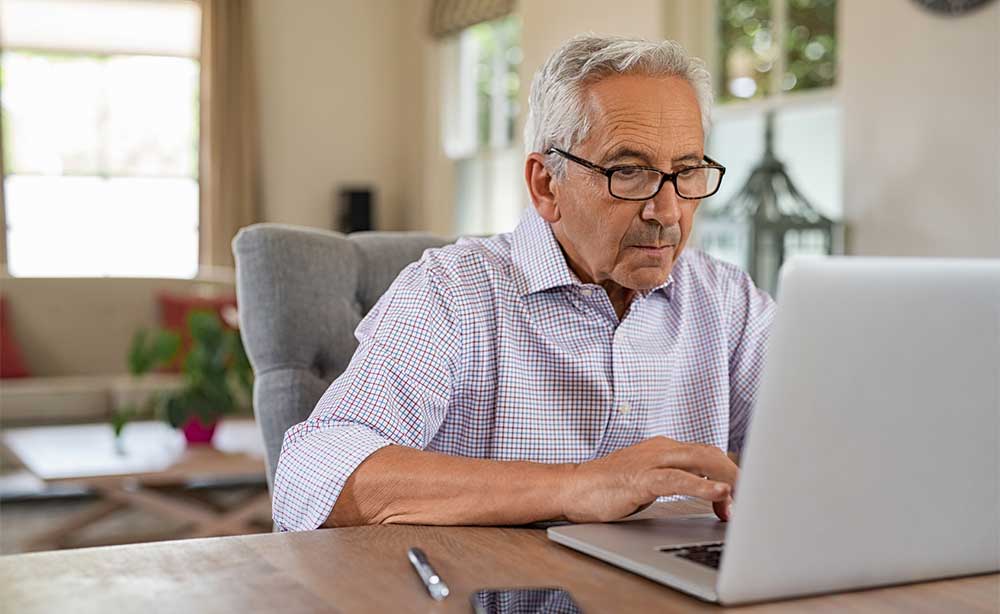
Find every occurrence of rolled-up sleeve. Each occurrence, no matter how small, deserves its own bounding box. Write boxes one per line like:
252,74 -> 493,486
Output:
724,269 -> 776,454
271,257 -> 464,531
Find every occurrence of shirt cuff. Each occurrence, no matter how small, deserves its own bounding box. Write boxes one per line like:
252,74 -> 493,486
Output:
271,423 -> 393,531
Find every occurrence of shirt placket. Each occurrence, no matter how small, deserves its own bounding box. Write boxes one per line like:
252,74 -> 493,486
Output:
599,295 -> 649,455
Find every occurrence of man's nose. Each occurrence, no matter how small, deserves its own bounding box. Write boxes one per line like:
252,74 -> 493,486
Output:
640,184 -> 682,227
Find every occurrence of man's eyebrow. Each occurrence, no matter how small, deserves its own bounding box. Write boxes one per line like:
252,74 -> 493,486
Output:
601,147 -> 655,165
672,152 -> 704,165
601,147 -> 705,167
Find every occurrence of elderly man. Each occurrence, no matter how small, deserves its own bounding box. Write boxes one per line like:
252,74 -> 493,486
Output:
272,35 -> 775,531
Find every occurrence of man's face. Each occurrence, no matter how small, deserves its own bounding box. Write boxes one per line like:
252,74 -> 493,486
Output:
548,74 -> 706,291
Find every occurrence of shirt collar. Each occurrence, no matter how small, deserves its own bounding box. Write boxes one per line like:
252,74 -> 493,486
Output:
510,207 -> 674,299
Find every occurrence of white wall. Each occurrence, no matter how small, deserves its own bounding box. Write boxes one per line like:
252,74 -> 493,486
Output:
403,0 -> 457,235
251,0 -> 412,231
841,0 -> 1000,257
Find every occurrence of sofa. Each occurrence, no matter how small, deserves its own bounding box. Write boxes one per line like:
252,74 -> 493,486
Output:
0,272 -> 236,427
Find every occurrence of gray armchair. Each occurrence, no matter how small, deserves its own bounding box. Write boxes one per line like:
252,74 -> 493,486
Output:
232,224 -> 451,490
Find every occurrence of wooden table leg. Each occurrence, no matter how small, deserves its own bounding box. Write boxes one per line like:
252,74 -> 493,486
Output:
95,483 -> 220,527
24,498 -> 126,551
183,490 -> 272,539
94,482 -> 270,540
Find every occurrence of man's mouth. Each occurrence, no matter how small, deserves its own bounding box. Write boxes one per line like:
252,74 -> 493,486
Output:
632,244 -> 675,252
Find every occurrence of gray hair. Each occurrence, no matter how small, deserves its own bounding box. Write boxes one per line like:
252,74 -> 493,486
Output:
524,34 -> 714,177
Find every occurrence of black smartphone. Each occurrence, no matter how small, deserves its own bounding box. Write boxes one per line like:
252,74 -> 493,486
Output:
470,587 -> 583,614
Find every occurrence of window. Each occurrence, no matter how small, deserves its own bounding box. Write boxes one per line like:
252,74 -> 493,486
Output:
1,0 -> 201,277
717,0 -> 836,102
442,15 -> 523,235
695,0 -> 841,271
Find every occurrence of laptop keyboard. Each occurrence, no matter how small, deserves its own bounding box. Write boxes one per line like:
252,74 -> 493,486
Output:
660,542 -> 724,569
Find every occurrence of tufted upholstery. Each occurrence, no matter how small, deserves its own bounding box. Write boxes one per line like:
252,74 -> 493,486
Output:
232,224 -> 451,490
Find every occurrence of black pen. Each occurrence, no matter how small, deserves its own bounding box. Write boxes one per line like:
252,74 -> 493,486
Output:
407,547 -> 450,600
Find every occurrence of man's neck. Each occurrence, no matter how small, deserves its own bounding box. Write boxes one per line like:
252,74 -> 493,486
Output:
561,250 -> 636,321
601,282 -> 637,322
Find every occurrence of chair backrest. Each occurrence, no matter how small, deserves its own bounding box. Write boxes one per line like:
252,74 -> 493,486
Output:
232,223 -> 451,490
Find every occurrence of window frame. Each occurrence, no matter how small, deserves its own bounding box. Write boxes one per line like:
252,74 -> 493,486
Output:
441,15 -> 525,236
1,42 -> 201,277
670,0 -> 840,122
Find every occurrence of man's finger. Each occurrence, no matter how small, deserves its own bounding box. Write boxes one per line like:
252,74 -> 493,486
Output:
645,468 -> 730,502
657,444 -> 739,487
713,496 -> 733,522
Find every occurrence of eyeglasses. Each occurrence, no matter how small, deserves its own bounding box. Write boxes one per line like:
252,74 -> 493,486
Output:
546,148 -> 726,201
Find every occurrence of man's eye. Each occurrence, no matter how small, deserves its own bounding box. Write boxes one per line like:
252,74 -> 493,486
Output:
616,168 -> 642,178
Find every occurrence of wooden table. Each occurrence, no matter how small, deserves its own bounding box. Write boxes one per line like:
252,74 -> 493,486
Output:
1,500 -> 995,613
2,419 -> 270,550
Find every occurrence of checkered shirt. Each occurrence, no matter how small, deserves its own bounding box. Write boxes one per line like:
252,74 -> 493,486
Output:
272,208 -> 775,531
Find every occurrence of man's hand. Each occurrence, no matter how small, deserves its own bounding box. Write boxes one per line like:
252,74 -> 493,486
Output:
559,437 -> 738,524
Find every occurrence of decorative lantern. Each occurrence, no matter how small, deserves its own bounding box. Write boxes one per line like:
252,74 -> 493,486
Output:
698,112 -> 843,295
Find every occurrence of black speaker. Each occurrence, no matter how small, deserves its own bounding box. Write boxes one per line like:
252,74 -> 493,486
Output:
337,187 -> 374,233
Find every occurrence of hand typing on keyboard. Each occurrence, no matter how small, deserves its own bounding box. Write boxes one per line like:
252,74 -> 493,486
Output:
559,437 -> 738,524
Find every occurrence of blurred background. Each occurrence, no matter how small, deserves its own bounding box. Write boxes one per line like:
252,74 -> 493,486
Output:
0,0 -> 997,553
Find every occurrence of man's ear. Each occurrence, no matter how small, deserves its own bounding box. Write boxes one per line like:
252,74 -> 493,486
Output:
525,153 -> 560,223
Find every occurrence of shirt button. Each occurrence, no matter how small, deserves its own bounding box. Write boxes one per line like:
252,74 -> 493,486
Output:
580,288 -> 594,297
618,402 -> 631,415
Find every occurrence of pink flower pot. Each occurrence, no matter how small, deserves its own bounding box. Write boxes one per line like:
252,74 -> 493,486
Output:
181,416 -> 218,445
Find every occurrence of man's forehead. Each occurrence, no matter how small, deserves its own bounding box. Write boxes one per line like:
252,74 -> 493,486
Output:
582,74 -> 704,163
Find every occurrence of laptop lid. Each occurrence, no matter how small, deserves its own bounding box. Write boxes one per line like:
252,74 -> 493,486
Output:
717,257 -> 1000,604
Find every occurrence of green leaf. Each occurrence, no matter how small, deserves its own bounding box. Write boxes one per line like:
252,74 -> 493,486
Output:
128,307 -> 255,429
127,329 -> 150,375
110,405 -> 135,437
127,328 -> 181,374
150,331 -> 181,365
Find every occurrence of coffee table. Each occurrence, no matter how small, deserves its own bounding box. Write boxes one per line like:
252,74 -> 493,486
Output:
2,419 -> 270,550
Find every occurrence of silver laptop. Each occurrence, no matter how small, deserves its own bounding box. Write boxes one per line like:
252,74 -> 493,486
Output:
548,257 -> 1000,605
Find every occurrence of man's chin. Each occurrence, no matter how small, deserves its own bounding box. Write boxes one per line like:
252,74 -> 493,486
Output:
617,265 -> 673,292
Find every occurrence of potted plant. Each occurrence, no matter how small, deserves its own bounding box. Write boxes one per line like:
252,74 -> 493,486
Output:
117,310 -> 253,446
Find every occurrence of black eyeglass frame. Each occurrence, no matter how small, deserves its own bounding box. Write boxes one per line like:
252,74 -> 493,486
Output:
546,147 -> 727,201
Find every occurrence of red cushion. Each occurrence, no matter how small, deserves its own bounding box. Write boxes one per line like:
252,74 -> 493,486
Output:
157,292 -> 238,372
0,295 -> 31,378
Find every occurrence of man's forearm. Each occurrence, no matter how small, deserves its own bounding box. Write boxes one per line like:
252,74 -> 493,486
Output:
324,445 -> 575,527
